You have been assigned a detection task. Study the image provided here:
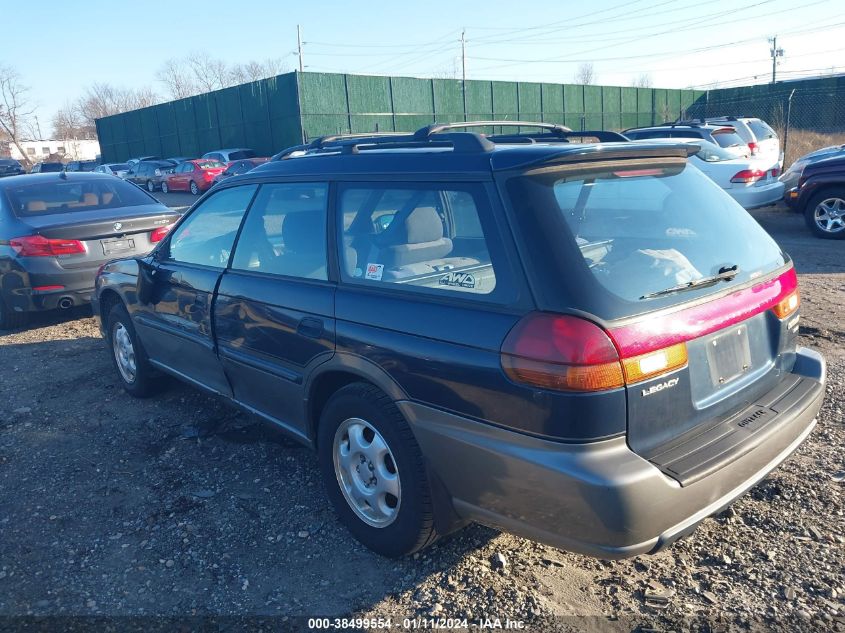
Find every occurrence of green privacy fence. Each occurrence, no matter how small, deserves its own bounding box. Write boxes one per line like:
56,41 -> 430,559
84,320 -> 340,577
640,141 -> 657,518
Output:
96,71 -> 706,163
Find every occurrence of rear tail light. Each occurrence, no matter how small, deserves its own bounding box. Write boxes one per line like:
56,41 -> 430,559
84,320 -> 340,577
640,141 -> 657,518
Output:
501,314 -> 625,392
150,225 -> 172,243
748,141 -> 759,155
502,267 -> 799,392
730,169 -> 765,184
770,167 -> 780,178
773,289 -> 800,319
10,235 -> 86,257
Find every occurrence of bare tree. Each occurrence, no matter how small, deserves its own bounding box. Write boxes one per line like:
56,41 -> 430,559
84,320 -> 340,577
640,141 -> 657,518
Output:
186,52 -> 232,93
230,57 -> 288,84
52,102 -> 94,139
73,83 -> 160,134
574,63 -> 595,85
156,58 -> 197,100
0,64 -> 35,167
632,73 -> 653,88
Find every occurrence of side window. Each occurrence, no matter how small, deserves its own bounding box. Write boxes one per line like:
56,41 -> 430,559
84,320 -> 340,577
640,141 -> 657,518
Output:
166,185 -> 257,268
231,183 -> 329,280
338,183 -> 499,297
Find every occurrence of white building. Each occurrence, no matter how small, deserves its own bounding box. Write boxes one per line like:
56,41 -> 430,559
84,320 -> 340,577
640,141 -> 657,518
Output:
8,139 -> 100,162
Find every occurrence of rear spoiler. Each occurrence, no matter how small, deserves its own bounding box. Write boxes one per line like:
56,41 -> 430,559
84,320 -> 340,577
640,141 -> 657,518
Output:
491,142 -> 699,172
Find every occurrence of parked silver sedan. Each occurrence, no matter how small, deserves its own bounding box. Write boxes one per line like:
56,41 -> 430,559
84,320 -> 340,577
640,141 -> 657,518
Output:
94,162 -> 131,179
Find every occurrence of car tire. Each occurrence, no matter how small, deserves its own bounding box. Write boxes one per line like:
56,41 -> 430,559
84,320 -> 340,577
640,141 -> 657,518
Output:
317,382 -> 438,558
107,303 -> 164,398
161,181 -> 169,194
805,188 -> 845,239
146,180 -> 155,192
0,295 -> 27,330
190,181 -> 199,195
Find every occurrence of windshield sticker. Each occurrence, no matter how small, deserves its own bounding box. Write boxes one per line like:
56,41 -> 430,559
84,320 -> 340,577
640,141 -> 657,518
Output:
365,263 -> 384,281
439,272 -> 476,289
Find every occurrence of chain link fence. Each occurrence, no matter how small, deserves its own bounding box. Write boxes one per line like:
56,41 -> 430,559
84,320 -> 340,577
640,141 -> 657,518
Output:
684,87 -> 845,167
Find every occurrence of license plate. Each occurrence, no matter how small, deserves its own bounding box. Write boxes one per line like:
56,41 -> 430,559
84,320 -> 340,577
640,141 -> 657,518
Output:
706,324 -> 752,387
101,238 -> 135,255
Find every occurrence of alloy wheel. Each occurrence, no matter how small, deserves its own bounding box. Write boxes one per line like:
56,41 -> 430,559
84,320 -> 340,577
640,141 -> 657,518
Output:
813,197 -> 845,234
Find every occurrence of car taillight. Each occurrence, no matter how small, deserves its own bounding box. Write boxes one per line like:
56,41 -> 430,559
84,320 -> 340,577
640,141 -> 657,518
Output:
150,225 -> 172,243
773,288 -> 800,319
770,167 -> 780,178
730,169 -> 766,184
10,235 -> 86,257
748,141 -> 758,155
501,314 -> 625,392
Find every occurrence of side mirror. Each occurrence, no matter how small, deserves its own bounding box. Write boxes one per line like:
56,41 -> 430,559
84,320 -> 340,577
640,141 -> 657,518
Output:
136,257 -> 157,305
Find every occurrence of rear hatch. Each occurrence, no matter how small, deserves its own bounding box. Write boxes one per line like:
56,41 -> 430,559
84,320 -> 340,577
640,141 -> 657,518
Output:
5,176 -> 180,268
503,148 -> 801,483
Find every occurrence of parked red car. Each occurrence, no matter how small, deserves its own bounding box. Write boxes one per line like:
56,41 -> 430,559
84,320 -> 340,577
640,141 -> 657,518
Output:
161,159 -> 226,195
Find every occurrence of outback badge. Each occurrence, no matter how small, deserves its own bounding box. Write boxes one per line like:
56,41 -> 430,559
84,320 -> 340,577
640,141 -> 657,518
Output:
642,377 -> 680,397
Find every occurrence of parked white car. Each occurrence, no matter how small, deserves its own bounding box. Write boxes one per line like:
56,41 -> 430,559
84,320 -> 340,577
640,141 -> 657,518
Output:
705,117 -> 783,168
94,162 -> 131,179
634,138 -> 783,209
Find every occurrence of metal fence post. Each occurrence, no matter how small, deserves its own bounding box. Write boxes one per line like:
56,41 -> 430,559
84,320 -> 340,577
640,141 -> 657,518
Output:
782,89 -> 796,166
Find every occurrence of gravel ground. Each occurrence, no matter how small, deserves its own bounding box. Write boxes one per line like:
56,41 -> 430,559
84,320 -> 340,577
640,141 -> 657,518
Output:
0,204 -> 842,632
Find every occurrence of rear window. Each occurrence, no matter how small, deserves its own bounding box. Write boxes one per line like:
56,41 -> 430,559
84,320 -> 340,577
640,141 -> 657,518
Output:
747,120 -> 777,140
507,162 -> 785,305
5,177 -> 156,216
196,160 -> 224,169
110,163 -> 129,171
710,129 -> 745,149
691,141 -> 736,162
228,150 -> 256,160
40,163 -> 64,173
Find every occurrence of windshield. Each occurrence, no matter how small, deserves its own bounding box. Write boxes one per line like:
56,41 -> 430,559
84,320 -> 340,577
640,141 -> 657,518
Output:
228,150 -> 256,160
506,161 -> 785,306
5,177 -> 157,216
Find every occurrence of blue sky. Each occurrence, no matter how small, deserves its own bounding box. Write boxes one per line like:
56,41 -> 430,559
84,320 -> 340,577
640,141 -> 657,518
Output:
4,0 -> 844,128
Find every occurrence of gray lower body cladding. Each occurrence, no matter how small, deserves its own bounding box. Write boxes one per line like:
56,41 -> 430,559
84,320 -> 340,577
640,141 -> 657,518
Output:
401,346 -> 825,559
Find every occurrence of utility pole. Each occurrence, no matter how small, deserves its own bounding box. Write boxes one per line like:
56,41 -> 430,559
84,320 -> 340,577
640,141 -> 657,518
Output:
297,25 -> 304,73
461,29 -> 467,119
769,36 -> 784,83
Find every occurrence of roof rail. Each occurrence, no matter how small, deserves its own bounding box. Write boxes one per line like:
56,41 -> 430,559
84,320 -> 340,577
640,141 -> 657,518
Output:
414,120 -> 572,140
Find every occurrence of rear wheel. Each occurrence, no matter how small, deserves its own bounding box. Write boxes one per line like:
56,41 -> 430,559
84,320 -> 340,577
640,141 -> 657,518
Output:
107,303 -> 163,397
805,188 -> 845,239
317,383 -> 438,557
0,295 -> 27,330
146,180 -> 155,192
161,181 -> 169,194
190,181 -> 199,195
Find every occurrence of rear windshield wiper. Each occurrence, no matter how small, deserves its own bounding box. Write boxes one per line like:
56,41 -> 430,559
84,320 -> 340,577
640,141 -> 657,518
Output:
640,265 -> 740,300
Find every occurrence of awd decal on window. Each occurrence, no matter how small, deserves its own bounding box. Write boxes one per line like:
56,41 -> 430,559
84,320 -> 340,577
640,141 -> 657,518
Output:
439,272 -> 476,289
365,263 -> 384,281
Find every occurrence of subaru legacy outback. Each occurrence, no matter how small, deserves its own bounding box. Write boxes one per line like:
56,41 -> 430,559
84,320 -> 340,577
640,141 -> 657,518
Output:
94,122 -> 826,559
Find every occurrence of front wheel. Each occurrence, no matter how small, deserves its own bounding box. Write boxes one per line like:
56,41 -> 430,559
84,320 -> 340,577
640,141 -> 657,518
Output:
317,383 -> 438,557
161,181 -> 169,194
107,303 -> 164,397
805,188 -> 845,239
190,181 -> 199,195
146,180 -> 155,192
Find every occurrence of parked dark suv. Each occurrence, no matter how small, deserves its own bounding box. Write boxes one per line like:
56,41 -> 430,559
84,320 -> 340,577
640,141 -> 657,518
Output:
125,159 -> 177,192
784,153 -> 845,239
94,122 -> 826,559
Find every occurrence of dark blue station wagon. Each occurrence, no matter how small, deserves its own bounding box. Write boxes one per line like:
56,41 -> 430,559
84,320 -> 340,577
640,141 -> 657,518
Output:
94,122 -> 826,558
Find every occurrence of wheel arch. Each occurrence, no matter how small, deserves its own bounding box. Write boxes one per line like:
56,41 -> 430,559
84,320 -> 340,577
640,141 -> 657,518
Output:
305,353 -> 409,447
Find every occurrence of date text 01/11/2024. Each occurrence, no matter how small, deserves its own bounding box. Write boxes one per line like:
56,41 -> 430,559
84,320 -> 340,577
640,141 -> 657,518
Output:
306,617 -> 526,629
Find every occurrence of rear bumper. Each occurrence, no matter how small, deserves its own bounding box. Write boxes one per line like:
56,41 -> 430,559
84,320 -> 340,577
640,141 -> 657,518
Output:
402,346 -> 825,559
730,181 -> 785,209
1,262 -> 98,313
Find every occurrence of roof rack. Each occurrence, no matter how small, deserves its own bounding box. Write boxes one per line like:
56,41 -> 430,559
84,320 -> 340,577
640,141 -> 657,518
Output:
271,120 -> 629,161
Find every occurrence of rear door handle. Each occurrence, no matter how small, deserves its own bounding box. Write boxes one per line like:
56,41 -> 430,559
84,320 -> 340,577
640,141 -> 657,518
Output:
297,317 -> 324,339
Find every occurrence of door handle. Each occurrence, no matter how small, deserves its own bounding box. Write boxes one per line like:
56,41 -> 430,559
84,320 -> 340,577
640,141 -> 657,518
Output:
297,317 -> 324,339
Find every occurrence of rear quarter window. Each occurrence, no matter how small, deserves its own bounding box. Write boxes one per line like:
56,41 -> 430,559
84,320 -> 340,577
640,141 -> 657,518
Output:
748,120 -> 777,140
337,182 -> 515,302
710,129 -> 745,148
